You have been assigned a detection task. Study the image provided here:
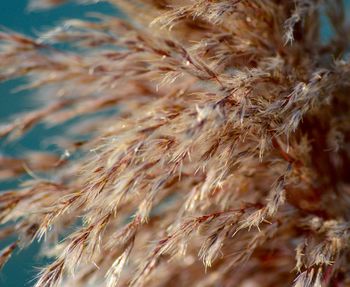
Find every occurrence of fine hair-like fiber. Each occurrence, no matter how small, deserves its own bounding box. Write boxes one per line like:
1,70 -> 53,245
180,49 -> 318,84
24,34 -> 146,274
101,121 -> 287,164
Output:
0,0 -> 350,286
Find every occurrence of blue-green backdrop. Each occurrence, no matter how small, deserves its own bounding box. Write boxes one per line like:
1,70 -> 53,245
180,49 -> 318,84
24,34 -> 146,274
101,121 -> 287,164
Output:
0,2 -> 117,286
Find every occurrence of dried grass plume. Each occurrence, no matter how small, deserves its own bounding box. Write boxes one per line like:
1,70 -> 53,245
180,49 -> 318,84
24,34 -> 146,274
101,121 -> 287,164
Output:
0,0 -> 350,286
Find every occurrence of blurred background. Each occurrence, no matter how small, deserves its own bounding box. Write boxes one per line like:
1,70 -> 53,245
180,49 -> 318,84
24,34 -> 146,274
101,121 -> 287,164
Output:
0,2 -> 118,286
0,1 -> 348,286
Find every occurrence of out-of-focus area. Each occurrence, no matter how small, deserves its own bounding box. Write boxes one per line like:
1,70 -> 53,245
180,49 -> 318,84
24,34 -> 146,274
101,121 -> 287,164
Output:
0,2 -> 117,286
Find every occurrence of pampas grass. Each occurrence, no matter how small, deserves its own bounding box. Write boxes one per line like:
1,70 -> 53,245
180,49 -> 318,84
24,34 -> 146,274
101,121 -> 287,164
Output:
0,0 -> 350,286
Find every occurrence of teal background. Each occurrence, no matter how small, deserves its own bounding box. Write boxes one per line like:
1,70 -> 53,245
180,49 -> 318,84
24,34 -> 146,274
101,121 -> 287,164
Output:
0,1 -> 348,287
0,2 -> 118,286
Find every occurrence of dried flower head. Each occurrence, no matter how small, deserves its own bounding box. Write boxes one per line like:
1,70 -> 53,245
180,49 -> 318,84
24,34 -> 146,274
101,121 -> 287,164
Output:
1,0 -> 350,286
